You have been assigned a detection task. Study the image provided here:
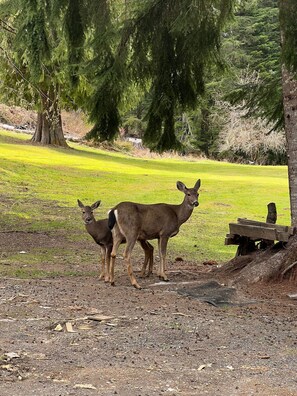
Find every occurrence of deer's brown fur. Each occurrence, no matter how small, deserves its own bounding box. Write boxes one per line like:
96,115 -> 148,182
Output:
78,199 -> 154,282
108,180 -> 201,289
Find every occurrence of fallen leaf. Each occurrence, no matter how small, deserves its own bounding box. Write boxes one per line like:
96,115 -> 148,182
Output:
5,352 -> 20,359
65,322 -> 76,333
73,383 -> 97,390
203,260 -> 218,266
85,308 -> 102,315
53,379 -> 69,383
166,387 -> 178,392
1,364 -> 13,371
54,324 -> 63,332
288,293 -> 297,299
77,324 -> 94,330
0,318 -> 16,322
172,312 -> 192,318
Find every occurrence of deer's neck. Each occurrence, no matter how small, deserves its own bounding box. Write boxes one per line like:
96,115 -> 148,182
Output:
85,221 -> 97,238
176,199 -> 194,225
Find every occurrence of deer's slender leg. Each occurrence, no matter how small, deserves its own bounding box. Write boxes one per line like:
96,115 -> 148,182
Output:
146,241 -> 154,277
124,238 -> 141,289
99,246 -> 105,280
110,227 -> 123,286
139,240 -> 154,277
158,237 -> 169,281
157,239 -> 161,277
139,250 -> 149,277
105,246 -> 112,282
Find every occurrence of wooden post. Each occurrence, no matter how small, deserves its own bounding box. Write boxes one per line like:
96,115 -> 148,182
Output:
266,202 -> 277,224
260,202 -> 277,249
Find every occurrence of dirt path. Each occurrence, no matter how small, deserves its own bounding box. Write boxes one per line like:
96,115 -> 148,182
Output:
0,230 -> 297,395
0,267 -> 297,396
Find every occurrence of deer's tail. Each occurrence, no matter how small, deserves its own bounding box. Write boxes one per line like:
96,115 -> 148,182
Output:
108,209 -> 117,230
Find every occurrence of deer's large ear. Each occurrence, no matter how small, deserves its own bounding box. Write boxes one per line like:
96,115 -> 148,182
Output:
194,179 -> 201,191
177,181 -> 187,193
91,200 -> 101,210
77,199 -> 84,208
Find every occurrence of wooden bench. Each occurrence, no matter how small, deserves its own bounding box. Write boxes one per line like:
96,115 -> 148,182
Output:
225,217 -> 296,256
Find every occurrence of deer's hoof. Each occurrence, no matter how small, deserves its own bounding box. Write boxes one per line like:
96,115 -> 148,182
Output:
159,275 -> 169,282
133,283 -> 142,290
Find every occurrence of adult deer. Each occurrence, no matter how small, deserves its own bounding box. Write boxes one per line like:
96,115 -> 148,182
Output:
108,179 -> 201,289
78,199 -> 154,282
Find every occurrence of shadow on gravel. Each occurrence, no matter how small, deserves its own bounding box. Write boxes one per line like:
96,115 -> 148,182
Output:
177,280 -> 256,307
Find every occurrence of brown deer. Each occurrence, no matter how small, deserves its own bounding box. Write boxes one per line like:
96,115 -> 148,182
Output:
108,179 -> 201,289
78,199 -> 154,282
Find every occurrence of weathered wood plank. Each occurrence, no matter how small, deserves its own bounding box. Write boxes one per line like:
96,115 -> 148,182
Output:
229,223 -> 279,241
225,237 -> 238,245
275,231 -> 291,242
225,233 -> 241,245
237,218 -> 295,235
226,204 -> 294,255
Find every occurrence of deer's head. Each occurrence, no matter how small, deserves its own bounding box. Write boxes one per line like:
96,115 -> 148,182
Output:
177,179 -> 201,208
77,199 -> 101,225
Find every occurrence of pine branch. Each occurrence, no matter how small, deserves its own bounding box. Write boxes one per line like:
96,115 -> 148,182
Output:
0,45 -> 50,102
0,18 -> 16,34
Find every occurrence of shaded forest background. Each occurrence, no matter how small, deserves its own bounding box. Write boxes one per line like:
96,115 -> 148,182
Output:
0,0 -> 287,164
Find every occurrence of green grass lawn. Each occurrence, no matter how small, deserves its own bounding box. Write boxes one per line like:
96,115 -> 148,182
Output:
0,129 -> 290,265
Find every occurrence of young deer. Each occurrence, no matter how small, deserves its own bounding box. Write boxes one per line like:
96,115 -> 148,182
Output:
108,179 -> 201,289
78,199 -> 154,282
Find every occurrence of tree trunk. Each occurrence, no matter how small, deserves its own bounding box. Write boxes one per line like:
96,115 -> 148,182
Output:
281,67 -> 297,226
31,90 -> 68,148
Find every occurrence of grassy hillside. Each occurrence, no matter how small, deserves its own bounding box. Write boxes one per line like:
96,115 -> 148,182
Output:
0,129 -> 290,265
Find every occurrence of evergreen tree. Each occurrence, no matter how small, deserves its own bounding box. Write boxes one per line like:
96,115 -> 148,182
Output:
0,0 -> 96,146
79,0 -> 234,152
224,0 -> 283,130
280,0 -> 297,74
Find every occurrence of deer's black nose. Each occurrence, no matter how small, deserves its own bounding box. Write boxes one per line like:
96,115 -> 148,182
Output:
194,201 -> 199,207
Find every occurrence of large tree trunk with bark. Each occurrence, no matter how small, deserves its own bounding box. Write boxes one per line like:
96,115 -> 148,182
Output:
282,68 -> 297,225
31,89 -> 68,148
217,236 -> 297,285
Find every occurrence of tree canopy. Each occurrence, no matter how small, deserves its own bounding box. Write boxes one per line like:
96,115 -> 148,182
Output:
61,0 -> 234,152
1,0 -> 297,157
224,0 -> 283,131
